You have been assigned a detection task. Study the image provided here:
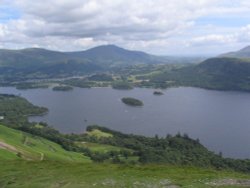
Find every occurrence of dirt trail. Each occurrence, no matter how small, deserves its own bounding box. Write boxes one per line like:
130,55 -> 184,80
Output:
0,141 -> 18,153
23,136 -> 45,161
39,152 -> 44,161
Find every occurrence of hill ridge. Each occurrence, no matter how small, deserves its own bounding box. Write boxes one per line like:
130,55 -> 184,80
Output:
220,45 -> 250,58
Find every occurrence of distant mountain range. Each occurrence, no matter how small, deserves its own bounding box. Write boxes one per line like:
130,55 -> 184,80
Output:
0,44 -> 209,68
0,44 -> 207,82
0,45 -> 164,69
0,45 -> 166,81
2,44 -> 250,91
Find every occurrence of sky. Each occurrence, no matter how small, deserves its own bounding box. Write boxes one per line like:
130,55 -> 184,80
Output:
0,0 -> 250,56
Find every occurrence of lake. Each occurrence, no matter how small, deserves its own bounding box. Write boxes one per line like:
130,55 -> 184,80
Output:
0,86 -> 250,159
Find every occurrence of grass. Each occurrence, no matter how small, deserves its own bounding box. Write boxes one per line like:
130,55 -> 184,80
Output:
0,160 -> 250,187
0,124 -> 90,162
86,129 -> 113,138
0,149 -> 18,160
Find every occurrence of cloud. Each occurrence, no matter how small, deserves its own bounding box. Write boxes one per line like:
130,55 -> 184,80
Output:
14,0 -> 211,39
192,34 -> 237,45
191,24 -> 250,45
0,0 -> 250,55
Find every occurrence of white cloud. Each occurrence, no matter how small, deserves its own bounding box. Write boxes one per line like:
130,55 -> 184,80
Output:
191,24 -> 250,45
0,0 -> 250,55
192,34 -> 237,45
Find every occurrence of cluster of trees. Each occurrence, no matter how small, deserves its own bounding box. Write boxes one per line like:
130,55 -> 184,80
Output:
61,78 -> 110,88
75,126 -> 250,172
19,122 -> 135,163
0,94 -> 47,128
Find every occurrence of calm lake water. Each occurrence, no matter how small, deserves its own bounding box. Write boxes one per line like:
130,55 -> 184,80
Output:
1,86 -> 250,159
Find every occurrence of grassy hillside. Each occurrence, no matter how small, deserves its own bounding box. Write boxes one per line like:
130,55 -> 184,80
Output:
1,158 -> 250,187
0,125 -> 250,187
0,124 -> 90,162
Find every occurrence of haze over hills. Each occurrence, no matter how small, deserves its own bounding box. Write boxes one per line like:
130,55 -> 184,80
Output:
0,45 -> 169,80
220,46 -> 250,58
0,45 -> 163,69
0,44 -> 207,68
0,44 -> 207,82
66,44 -> 163,65
0,48 -> 68,68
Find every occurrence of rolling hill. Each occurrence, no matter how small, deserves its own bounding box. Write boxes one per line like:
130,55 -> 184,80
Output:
151,57 -> 250,91
0,45 -> 162,69
0,124 -> 90,162
0,48 -> 68,68
66,44 -> 162,65
0,45 -> 208,83
220,46 -> 250,58
0,45 -> 168,82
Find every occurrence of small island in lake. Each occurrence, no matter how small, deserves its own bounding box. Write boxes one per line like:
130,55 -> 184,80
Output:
121,97 -> 143,106
153,91 -> 164,95
52,85 -> 73,91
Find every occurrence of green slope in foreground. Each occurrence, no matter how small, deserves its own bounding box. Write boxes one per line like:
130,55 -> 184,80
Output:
1,124 -> 250,187
0,124 -> 90,162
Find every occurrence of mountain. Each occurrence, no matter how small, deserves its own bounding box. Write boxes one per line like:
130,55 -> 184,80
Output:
0,45 -> 168,81
0,45 -> 202,70
0,48 -> 68,68
0,45 -> 162,69
220,46 -> 250,58
151,57 -> 250,91
195,57 -> 250,76
66,44 -> 161,65
0,44 -> 237,85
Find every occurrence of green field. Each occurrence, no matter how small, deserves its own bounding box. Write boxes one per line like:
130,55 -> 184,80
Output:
1,124 -> 250,187
1,160 -> 250,187
86,128 -> 113,138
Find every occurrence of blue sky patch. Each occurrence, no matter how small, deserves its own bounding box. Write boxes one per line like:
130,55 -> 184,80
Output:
196,16 -> 250,27
0,5 -> 21,23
